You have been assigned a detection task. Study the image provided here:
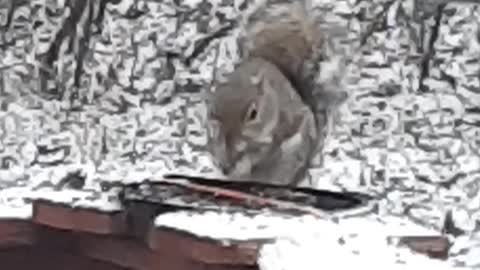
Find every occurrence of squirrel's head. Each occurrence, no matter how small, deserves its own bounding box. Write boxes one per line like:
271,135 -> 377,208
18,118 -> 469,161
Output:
207,60 -> 280,177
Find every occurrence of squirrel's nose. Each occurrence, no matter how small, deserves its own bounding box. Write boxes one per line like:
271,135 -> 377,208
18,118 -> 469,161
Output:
221,162 -> 234,175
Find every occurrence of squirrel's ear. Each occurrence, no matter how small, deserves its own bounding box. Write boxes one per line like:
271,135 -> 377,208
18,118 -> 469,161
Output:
249,69 -> 268,96
259,74 -> 275,96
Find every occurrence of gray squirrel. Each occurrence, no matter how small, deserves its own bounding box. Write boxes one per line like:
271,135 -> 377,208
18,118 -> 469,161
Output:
207,0 -> 348,186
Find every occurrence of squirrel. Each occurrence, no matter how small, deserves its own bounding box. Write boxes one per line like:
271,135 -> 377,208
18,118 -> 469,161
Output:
207,0 -> 347,186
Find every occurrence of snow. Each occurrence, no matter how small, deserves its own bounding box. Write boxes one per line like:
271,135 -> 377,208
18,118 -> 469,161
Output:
155,210 -> 469,270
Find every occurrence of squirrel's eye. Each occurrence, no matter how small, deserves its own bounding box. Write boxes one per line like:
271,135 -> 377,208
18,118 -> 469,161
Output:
245,104 -> 258,122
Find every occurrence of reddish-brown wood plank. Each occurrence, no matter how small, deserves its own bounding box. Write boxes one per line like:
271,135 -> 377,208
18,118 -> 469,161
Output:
0,200 -> 260,270
0,247 -> 128,270
148,227 -> 259,266
32,200 -> 127,234
0,220 -> 34,248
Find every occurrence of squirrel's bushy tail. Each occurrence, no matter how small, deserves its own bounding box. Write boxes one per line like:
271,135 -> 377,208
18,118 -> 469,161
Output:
239,1 -> 349,120
238,0 -> 351,159
240,0 -> 324,92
